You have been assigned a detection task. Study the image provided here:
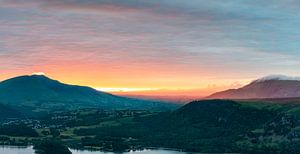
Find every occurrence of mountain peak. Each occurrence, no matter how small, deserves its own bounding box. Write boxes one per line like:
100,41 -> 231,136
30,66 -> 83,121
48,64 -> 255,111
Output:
0,75 -> 176,111
8,74 -> 51,80
1,74 -> 58,86
24,74 -> 51,80
251,75 -> 300,84
208,75 -> 300,99
29,74 -> 47,78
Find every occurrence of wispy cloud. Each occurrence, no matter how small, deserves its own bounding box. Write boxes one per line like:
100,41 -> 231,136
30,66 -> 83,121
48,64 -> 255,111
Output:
1,0 -> 300,92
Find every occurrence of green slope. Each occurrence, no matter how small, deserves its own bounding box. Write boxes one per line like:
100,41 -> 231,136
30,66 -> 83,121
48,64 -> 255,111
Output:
0,75 -> 177,112
73,99 -> 300,153
0,103 -> 22,118
168,100 -> 300,152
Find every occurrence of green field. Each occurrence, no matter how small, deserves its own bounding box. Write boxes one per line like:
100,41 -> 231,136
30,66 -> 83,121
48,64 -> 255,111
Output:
0,100 -> 299,153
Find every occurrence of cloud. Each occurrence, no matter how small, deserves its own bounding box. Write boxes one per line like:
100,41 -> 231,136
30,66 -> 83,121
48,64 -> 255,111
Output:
0,0 -> 272,21
254,75 -> 300,83
1,0 -> 174,16
32,72 -> 46,75
1,0 -> 300,88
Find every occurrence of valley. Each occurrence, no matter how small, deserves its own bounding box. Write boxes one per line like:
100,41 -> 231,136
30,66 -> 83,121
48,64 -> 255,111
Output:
2,0 -> 300,153
0,100 -> 299,153
0,75 -> 300,153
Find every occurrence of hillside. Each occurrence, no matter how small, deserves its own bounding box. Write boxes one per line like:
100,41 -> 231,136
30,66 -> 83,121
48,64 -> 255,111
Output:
0,75 -> 177,113
0,103 -> 22,119
72,99 -> 300,153
0,99 -> 299,153
207,77 -> 300,99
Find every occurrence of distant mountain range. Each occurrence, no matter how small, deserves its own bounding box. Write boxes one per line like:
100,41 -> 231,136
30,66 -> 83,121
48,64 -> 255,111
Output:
118,94 -> 197,104
208,75 -> 300,99
0,75 -> 177,114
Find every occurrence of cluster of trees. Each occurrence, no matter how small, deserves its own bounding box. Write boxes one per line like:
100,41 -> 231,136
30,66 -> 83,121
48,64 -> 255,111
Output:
0,124 -> 38,137
264,114 -> 298,136
80,136 -> 130,152
0,99 -> 299,153
73,100 -> 300,153
33,139 -> 71,154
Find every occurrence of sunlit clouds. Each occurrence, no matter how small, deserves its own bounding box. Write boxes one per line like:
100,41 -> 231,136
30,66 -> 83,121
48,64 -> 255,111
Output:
1,0 -> 300,96
32,72 -> 46,76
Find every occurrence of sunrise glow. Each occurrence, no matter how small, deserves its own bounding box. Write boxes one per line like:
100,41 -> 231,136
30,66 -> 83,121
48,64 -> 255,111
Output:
1,0 -> 300,97
96,88 -> 160,93
32,72 -> 46,76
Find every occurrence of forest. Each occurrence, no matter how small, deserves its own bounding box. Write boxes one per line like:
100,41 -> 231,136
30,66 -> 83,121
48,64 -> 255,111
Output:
0,100 -> 299,153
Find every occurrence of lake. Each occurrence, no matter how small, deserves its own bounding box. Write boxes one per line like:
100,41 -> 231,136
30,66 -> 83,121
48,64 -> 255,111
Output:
0,146 -> 188,154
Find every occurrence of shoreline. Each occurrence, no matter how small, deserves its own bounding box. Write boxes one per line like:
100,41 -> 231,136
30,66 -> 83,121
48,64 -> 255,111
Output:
0,145 -> 188,153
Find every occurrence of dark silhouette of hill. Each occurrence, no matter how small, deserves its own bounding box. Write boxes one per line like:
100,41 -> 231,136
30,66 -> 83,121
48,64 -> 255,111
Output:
0,75 -> 177,112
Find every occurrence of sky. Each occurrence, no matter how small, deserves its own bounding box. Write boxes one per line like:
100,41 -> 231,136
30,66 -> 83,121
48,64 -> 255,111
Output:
1,0 -> 300,96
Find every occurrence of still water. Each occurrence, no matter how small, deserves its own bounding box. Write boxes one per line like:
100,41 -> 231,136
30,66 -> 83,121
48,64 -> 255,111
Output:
0,146 -> 188,154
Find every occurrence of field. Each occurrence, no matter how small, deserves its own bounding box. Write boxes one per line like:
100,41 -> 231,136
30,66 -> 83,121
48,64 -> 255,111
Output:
0,100 -> 299,153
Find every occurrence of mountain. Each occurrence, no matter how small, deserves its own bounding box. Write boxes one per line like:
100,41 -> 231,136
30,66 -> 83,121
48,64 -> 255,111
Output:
78,99 -> 295,153
117,94 -> 196,104
164,100 -> 299,152
207,76 -> 300,99
172,100 -> 275,130
0,103 -> 22,118
0,75 -> 177,113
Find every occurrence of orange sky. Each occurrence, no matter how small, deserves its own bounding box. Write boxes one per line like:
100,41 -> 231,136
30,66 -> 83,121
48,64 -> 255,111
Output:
2,0 -> 300,97
0,64 -> 252,97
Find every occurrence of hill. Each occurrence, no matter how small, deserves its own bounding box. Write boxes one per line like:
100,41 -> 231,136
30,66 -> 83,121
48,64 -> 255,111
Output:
0,99 -> 299,153
0,75 -> 177,113
207,76 -> 300,99
72,99 -> 300,153
0,103 -> 22,119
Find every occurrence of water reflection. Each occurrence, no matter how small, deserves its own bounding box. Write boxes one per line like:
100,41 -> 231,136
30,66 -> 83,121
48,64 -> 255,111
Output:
0,146 -> 188,154
0,146 -> 35,154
